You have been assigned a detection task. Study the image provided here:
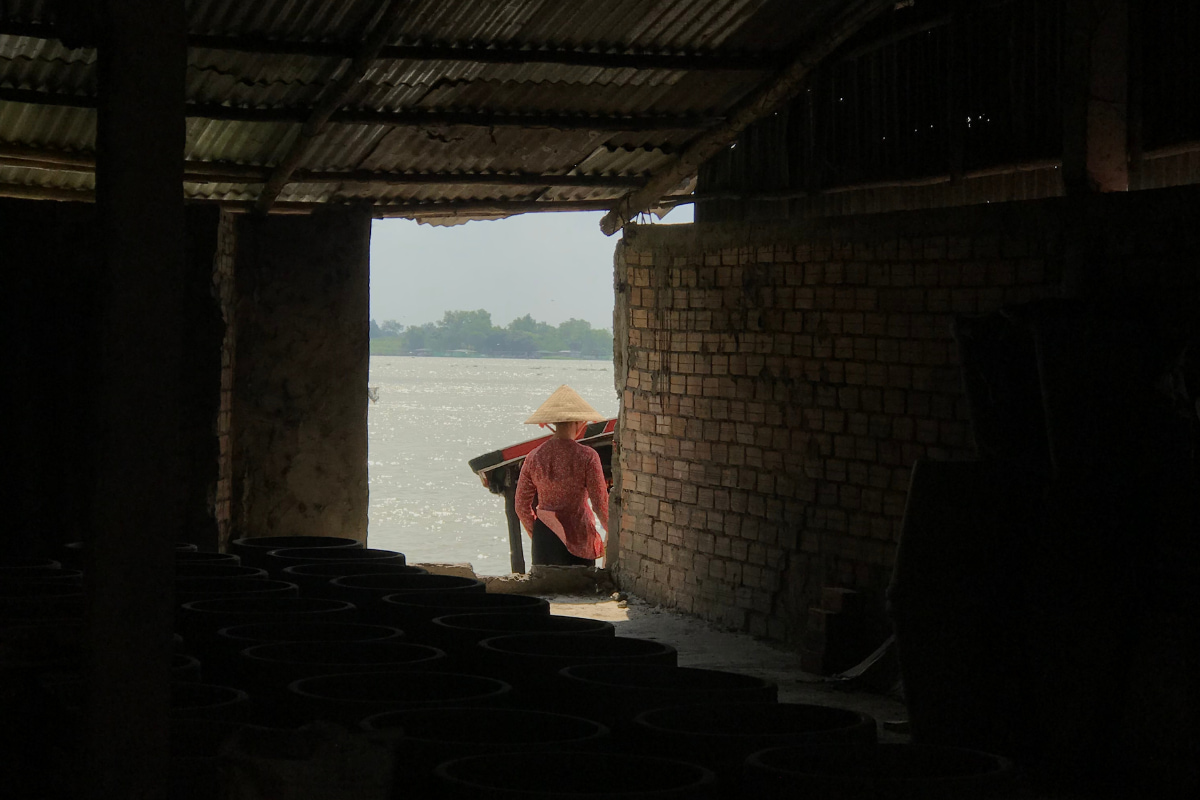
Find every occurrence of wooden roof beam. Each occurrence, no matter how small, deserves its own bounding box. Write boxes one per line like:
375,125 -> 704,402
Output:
0,184 -> 617,217
0,89 -> 715,132
0,146 -> 646,187
255,0 -> 407,213
599,0 -> 898,235
0,21 -> 780,71
219,198 -> 619,218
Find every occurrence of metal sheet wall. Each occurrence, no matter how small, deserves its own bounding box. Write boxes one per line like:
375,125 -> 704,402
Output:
698,0 -> 1066,221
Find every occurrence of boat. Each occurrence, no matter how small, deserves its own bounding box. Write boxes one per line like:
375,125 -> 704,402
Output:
468,419 -> 616,573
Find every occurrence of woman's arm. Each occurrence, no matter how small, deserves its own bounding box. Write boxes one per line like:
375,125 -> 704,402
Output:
585,449 -> 609,532
514,456 -> 538,536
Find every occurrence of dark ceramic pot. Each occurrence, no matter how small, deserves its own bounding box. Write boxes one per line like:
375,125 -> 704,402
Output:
229,536 -> 362,569
287,670 -> 511,726
430,612 -> 614,658
434,751 -> 717,799
557,663 -> 777,730
743,742 -> 1018,800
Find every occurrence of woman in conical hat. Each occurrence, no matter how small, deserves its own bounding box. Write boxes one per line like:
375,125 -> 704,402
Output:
514,385 -> 609,566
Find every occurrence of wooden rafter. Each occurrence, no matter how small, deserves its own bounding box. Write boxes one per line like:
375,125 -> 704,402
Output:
599,0 -> 899,235
0,89 -> 716,132
225,198 -> 620,218
0,20 -> 781,72
0,181 -> 619,218
256,0 -> 410,213
0,145 -> 646,187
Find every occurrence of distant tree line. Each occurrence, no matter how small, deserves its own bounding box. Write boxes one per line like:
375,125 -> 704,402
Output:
370,310 -> 614,358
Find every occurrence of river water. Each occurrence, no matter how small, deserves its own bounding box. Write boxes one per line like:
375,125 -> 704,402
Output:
366,356 -> 619,574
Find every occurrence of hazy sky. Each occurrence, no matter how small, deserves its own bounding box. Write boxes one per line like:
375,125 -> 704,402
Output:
369,206 -> 692,331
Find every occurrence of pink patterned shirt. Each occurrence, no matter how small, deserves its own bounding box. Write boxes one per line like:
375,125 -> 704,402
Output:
515,438 -> 609,559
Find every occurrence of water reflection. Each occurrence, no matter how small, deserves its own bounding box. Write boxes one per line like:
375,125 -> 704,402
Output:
367,356 -> 617,574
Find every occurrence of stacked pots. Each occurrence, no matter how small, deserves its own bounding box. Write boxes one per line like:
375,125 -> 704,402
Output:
11,538 -> 1022,799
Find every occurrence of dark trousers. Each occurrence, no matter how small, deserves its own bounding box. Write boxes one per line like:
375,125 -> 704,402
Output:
531,519 -> 595,567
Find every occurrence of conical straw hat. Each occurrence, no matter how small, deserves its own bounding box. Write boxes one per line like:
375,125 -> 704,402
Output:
525,384 -> 602,424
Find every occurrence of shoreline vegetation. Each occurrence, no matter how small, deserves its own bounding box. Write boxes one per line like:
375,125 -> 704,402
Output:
370,309 -> 614,360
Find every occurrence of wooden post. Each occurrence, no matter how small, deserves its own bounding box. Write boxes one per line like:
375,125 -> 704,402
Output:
1062,0 -> 1130,194
502,465 -> 527,574
945,0 -> 966,183
1061,0 -> 1130,298
89,1 -> 186,797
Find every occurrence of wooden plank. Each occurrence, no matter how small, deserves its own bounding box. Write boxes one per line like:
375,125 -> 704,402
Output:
502,471 -> 527,575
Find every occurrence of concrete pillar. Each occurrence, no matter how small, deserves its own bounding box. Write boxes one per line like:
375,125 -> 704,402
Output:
230,207 -> 372,543
180,206 -> 225,550
89,0 -> 186,797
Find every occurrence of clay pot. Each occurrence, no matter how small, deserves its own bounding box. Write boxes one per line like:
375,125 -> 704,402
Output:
0,584 -> 85,623
174,551 -> 241,565
743,742 -> 1019,800
326,574 -> 484,622
60,541 -> 195,569
238,640 -> 448,724
557,663 -> 777,729
0,557 -> 62,570
0,621 -> 86,678
362,707 -> 610,796
178,597 -> 358,641
174,564 -> 268,580
287,670 -> 511,725
229,536 -> 362,569
430,612 -> 615,657
170,681 -> 252,722
172,653 -> 203,682
475,634 -> 677,703
169,718 -> 247,800
631,702 -> 877,789
216,621 -> 404,652
280,562 -> 429,599
40,679 -> 250,723
261,547 -> 405,577
177,596 -> 359,672
174,578 -> 299,606
242,640 -> 447,683
0,566 -> 83,585
378,591 -> 549,643
434,751 -> 717,799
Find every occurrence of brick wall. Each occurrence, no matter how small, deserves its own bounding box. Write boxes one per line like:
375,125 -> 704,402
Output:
613,187 -> 1200,643
616,191 -> 1199,643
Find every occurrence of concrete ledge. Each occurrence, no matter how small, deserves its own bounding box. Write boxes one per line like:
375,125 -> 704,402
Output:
483,566 -> 615,596
410,562 -> 479,580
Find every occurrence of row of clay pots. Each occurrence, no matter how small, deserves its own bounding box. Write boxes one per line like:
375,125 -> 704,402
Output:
5,538 -> 1019,798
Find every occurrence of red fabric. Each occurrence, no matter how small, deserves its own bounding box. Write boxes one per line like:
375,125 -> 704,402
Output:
515,438 -> 609,560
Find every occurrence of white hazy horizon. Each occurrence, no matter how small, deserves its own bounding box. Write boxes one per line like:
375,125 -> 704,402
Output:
369,206 -> 693,331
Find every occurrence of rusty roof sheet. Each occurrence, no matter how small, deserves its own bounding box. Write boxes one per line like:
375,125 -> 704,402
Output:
0,0 -> 838,219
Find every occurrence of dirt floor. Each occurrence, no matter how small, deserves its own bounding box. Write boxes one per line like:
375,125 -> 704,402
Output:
542,592 -> 911,743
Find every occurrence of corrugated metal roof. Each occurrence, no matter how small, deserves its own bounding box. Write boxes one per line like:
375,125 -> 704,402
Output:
0,0 -> 831,218
187,0 -> 774,51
